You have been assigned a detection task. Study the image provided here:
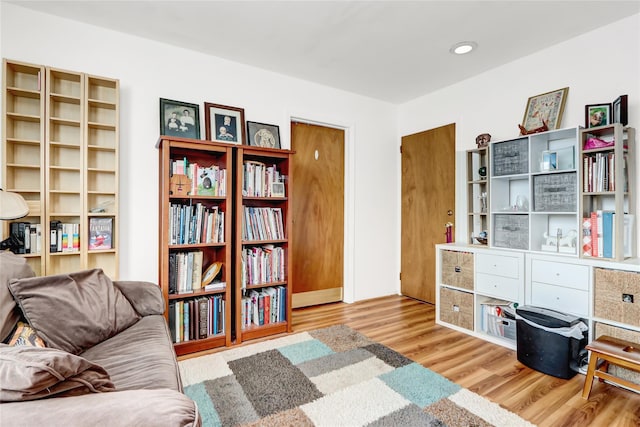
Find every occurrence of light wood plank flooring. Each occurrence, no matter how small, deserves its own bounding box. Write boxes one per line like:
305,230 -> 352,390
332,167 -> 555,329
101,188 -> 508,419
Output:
181,295 -> 640,426
291,295 -> 640,427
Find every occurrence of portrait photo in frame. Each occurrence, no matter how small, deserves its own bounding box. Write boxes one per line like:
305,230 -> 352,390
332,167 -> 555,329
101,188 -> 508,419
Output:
585,103 -> 611,128
521,87 -> 569,132
204,103 -> 245,144
159,98 -> 200,139
246,121 -> 281,149
613,95 -> 628,126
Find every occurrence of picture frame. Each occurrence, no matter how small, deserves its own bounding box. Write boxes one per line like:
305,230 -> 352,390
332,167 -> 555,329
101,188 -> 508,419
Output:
204,102 -> 245,144
246,121 -> 281,149
585,103 -> 611,128
521,87 -> 569,132
541,150 -> 557,171
612,95 -> 628,126
159,98 -> 200,139
271,182 -> 285,197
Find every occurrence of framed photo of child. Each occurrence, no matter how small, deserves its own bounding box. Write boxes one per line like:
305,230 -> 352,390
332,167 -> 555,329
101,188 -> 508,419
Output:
204,102 -> 245,145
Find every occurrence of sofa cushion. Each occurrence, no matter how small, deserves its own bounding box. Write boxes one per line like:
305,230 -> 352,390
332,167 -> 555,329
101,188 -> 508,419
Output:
8,269 -> 140,354
7,321 -> 45,347
0,344 -> 115,402
80,315 -> 183,392
0,252 -> 35,343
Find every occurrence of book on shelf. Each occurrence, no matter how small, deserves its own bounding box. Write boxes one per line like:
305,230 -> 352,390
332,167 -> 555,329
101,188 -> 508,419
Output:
8,222 -> 42,255
602,211 -> 614,258
89,217 -> 113,250
582,217 -> 592,257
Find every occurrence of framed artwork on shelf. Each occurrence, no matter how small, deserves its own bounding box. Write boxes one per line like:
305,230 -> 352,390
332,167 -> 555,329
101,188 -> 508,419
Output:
204,102 -> 245,144
159,98 -> 200,139
521,87 -> 569,132
613,95 -> 628,126
246,121 -> 281,148
585,103 -> 611,128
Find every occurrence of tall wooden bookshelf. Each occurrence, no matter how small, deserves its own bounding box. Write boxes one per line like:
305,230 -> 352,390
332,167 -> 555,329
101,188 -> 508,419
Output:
2,59 -> 45,275
2,59 -> 119,278
157,136 -> 233,355
235,146 -> 293,344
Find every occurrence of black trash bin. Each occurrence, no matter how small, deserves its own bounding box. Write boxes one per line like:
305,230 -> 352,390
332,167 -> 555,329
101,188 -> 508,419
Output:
516,305 -> 588,379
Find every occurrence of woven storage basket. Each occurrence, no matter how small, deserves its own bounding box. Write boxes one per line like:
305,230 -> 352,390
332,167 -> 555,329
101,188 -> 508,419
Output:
492,138 -> 528,176
493,214 -> 529,250
594,322 -> 640,386
439,287 -> 473,331
441,250 -> 473,290
594,268 -> 640,326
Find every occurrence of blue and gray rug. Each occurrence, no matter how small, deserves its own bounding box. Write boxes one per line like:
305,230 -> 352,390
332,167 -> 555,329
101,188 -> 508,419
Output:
179,325 -> 535,427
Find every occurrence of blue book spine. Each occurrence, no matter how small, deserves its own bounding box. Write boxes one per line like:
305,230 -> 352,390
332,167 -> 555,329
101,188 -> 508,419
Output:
602,211 -> 614,258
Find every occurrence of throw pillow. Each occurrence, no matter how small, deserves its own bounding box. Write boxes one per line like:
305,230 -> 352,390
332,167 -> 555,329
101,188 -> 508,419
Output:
7,321 -> 45,347
0,252 -> 36,343
8,269 -> 140,354
0,344 -> 115,402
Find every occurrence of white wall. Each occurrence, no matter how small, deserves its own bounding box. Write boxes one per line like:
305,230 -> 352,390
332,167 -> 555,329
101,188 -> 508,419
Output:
0,3 -> 400,302
399,14 -> 640,248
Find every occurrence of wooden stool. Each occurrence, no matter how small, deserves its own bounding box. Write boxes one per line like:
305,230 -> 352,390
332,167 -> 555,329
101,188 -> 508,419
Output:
582,335 -> 640,399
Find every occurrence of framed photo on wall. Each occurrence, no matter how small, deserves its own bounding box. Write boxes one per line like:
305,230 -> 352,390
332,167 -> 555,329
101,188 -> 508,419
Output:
521,87 -> 569,132
246,121 -> 281,149
204,102 -> 245,144
612,95 -> 628,126
585,103 -> 611,128
159,98 -> 200,139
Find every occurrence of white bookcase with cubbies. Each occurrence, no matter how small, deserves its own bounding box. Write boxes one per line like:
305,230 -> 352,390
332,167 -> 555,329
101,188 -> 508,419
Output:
466,147 -> 489,245
489,127 -> 580,255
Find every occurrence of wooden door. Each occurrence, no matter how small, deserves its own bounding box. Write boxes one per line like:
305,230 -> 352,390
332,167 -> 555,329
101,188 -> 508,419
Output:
291,122 -> 344,308
401,123 -> 456,303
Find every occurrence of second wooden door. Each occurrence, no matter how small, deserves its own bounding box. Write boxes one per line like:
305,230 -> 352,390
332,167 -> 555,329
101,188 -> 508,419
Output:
291,122 -> 345,308
401,123 -> 456,304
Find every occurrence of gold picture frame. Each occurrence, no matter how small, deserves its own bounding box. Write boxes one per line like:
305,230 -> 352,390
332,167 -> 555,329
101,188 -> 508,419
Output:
521,87 -> 569,132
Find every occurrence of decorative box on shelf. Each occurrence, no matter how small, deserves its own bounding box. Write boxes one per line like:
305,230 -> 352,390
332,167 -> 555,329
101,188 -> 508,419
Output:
493,214 -> 529,250
492,138 -> 528,176
533,173 -> 577,212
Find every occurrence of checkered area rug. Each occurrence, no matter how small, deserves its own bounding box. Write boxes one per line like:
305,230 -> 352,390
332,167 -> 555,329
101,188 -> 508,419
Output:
179,325 -> 535,427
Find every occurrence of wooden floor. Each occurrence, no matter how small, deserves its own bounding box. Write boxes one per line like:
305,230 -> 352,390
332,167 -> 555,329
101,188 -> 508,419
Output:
290,295 -> 640,427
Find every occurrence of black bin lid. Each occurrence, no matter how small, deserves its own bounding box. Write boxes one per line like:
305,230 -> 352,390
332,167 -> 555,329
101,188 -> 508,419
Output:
516,305 -> 581,328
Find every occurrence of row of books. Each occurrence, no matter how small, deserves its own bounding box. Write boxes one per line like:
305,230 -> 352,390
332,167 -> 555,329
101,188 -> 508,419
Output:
169,251 -> 204,294
50,221 -> 80,253
240,286 -> 287,329
582,152 -> 627,193
171,158 -> 227,196
242,161 -> 285,197
8,222 -> 42,254
240,245 -> 286,288
169,202 -> 224,245
242,207 -> 284,241
582,211 -> 634,258
168,295 -> 225,344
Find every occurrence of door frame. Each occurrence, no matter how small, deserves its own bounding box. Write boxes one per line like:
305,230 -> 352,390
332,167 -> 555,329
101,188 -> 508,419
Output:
286,111 -> 355,303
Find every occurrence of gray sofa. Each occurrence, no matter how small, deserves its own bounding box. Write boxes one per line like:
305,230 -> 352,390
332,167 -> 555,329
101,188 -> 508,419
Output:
0,252 -> 200,426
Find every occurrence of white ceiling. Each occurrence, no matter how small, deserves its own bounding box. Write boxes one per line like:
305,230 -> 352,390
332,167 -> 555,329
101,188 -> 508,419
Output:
9,1 -> 640,104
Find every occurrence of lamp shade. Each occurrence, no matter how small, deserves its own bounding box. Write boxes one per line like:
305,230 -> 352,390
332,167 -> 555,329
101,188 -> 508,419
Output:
0,189 -> 29,220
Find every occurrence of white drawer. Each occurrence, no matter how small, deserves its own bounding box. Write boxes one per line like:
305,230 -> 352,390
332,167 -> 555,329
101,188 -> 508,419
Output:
531,260 -> 589,291
531,282 -> 589,317
476,272 -> 520,301
476,253 -> 520,279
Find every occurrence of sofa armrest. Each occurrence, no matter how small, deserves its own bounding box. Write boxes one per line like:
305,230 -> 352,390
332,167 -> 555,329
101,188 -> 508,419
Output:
0,389 -> 200,427
113,281 -> 164,316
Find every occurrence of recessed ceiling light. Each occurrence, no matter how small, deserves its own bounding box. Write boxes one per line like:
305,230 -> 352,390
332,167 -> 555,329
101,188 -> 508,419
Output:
450,41 -> 477,55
